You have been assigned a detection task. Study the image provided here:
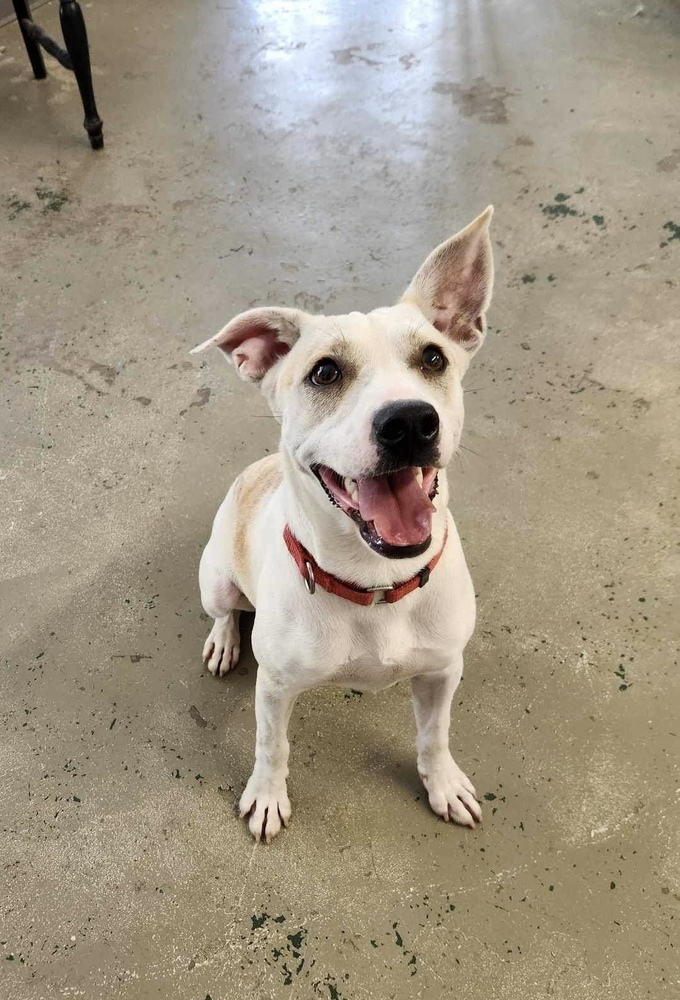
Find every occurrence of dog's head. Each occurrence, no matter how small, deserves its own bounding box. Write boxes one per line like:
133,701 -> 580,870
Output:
193,208 -> 494,560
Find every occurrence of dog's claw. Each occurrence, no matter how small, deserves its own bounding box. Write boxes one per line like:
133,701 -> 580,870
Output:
239,774 -> 291,843
420,757 -> 482,828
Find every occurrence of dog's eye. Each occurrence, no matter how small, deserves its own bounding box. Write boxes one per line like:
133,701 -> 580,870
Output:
421,345 -> 447,373
309,358 -> 341,387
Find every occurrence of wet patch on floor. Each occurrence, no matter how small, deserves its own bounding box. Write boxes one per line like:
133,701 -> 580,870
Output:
656,148 -> 680,173
660,220 -> 680,246
190,386 -> 212,408
541,191 -> 579,218
433,77 -> 516,124
35,186 -> 70,214
332,46 -> 381,67
6,196 -> 31,220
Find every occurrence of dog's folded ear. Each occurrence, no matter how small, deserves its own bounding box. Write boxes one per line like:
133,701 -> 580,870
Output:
402,206 -> 494,357
190,307 -> 303,382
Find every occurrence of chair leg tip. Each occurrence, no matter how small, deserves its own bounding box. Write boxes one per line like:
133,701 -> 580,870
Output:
84,116 -> 104,149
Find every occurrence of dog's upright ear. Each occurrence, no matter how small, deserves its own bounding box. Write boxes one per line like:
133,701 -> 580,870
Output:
191,307 -> 304,382
402,206 -> 494,358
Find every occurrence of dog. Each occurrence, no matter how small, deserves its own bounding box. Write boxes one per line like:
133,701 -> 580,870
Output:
191,207 -> 494,842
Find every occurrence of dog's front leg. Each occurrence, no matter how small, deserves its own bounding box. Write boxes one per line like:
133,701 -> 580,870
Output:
239,670 -> 298,843
411,661 -> 482,828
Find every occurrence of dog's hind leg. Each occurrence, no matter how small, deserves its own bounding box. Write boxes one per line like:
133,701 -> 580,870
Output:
202,609 -> 241,677
198,457 -> 279,677
199,539 -> 245,677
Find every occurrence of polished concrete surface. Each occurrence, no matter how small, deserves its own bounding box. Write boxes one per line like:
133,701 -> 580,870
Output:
1,1 -> 679,997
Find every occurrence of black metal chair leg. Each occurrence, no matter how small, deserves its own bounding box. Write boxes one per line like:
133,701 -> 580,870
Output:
59,0 -> 103,149
12,0 -> 47,79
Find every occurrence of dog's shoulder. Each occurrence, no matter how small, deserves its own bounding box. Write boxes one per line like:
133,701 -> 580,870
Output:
234,453 -> 282,501
232,454 -> 283,593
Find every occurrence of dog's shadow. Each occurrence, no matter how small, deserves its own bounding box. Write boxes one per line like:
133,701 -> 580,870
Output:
350,702 -> 424,801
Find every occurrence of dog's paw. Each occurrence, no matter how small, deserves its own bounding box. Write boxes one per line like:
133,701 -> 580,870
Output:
418,755 -> 482,828
202,616 -> 240,677
239,773 -> 292,844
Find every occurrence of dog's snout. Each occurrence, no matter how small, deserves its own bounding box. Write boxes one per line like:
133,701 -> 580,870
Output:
373,400 -> 440,465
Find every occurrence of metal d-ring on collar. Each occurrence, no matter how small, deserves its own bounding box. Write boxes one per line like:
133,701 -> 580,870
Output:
303,560 -> 316,594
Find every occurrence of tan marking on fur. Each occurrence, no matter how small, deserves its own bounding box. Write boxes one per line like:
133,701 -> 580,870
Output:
278,337 -> 362,426
277,348 -> 309,395
232,454 -> 283,595
277,326 -> 334,395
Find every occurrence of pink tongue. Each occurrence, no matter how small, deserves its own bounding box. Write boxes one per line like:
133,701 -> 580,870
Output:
357,468 -> 435,546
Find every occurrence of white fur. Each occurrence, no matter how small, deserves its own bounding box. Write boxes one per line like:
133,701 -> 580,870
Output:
194,209 -> 494,842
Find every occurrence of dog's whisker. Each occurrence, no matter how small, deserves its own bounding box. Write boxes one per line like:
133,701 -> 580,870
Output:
407,319 -> 428,338
329,318 -> 349,346
459,443 -> 483,460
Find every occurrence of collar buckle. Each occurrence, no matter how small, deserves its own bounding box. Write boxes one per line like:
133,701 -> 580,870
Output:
366,587 -> 388,605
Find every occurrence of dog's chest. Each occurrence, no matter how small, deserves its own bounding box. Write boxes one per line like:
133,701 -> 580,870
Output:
323,610 -> 453,691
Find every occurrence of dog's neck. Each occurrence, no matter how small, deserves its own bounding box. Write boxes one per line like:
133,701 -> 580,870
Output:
279,450 -> 450,590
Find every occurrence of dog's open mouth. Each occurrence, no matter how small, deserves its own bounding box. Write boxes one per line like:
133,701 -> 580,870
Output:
313,465 -> 439,559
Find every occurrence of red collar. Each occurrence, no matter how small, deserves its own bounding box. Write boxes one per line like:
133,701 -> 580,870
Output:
283,525 -> 447,606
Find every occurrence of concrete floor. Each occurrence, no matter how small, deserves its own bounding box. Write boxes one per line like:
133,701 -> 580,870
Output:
1,0 -> 679,997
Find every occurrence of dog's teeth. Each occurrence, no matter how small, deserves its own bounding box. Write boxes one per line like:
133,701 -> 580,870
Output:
344,477 -> 356,493
415,469 -> 424,486
350,489 -> 359,504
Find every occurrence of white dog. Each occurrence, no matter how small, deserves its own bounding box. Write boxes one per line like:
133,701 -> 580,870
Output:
191,207 -> 494,843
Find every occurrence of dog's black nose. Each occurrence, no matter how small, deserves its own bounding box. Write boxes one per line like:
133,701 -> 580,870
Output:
373,400 -> 440,465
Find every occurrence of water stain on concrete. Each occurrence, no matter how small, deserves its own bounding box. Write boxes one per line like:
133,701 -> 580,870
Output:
656,148 -> 680,173
190,386 -> 211,408
541,192 -> 579,219
6,196 -> 31,220
189,705 -> 208,728
294,291 -> 324,311
661,220 -> 680,244
332,47 -> 381,67
35,186 -> 70,213
399,53 -> 418,70
51,362 -> 105,396
49,355 -> 120,394
88,360 -> 118,385
433,77 -> 515,124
